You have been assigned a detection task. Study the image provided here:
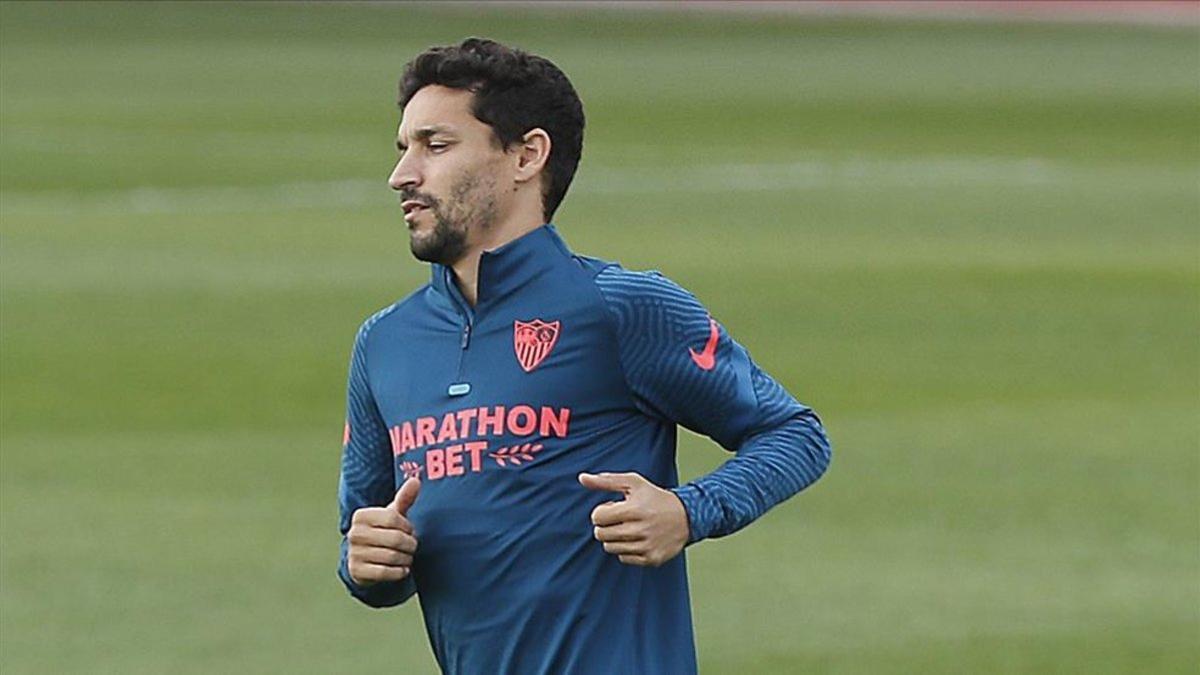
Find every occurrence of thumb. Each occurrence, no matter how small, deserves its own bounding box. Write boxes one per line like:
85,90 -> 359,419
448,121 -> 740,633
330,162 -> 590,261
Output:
578,472 -> 642,494
390,476 -> 421,514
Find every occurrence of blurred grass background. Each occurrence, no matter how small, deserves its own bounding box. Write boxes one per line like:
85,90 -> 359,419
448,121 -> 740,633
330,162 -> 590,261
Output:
1,2 -> 1197,673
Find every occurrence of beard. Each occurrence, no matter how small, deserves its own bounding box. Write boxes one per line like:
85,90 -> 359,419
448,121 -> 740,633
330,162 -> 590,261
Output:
404,169 -> 498,266
409,205 -> 469,266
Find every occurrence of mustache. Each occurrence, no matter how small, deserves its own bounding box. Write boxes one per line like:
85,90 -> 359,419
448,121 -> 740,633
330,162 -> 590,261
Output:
398,189 -> 440,208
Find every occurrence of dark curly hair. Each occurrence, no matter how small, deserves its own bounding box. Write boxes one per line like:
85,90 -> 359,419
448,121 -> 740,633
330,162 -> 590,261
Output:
399,38 -> 585,223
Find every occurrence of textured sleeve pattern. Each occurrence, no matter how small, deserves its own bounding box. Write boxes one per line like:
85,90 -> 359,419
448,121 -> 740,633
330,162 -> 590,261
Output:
337,307 -> 415,607
594,266 -> 832,543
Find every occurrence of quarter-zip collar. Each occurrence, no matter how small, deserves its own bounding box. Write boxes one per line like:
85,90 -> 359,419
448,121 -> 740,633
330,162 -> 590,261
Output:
430,223 -> 572,311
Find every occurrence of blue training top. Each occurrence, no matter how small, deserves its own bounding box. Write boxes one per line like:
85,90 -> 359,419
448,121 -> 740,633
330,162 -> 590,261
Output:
337,224 -> 831,674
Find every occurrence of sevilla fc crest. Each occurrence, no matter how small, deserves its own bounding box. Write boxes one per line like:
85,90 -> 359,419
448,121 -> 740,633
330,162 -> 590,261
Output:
513,319 -> 560,373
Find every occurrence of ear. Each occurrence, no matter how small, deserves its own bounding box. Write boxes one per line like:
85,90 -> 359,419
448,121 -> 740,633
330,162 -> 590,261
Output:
512,128 -> 552,185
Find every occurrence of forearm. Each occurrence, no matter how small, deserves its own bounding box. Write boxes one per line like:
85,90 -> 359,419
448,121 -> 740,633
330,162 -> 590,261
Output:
672,412 -> 831,542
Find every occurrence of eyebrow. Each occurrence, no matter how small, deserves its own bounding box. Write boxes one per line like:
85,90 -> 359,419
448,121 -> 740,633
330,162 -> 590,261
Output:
396,125 -> 453,151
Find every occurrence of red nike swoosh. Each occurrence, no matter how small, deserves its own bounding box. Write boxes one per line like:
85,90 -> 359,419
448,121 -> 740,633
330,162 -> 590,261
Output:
688,318 -> 719,371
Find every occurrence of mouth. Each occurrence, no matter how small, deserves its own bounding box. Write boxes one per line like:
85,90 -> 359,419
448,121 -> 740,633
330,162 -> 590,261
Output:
401,200 -> 428,222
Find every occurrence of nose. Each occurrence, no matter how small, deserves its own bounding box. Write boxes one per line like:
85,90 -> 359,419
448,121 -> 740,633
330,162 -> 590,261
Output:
388,153 -> 420,192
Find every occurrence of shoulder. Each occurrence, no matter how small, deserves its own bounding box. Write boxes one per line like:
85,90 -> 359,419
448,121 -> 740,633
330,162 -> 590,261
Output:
565,251 -> 692,302
354,284 -> 430,350
582,262 -> 709,341
591,263 -> 704,314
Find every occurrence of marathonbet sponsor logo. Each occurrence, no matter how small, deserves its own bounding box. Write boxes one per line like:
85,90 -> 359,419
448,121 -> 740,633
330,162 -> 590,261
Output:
389,404 -> 571,481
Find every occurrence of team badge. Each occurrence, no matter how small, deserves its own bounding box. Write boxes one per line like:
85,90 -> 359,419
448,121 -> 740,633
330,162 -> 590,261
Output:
513,319 -> 560,373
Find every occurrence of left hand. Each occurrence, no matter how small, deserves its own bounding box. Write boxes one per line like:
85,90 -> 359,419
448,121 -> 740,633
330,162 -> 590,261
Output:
578,472 -> 690,567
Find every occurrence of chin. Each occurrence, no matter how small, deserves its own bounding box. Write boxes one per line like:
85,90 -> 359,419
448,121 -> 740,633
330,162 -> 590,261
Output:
410,238 -> 450,265
409,242 -> 436,263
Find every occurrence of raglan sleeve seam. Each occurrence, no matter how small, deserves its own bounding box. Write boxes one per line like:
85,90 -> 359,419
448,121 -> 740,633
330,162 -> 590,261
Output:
590,265 -> 642,414
358,305 -> 388,413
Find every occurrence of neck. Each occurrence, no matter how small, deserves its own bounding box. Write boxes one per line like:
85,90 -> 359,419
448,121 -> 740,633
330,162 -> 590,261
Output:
449,205 -> 544,306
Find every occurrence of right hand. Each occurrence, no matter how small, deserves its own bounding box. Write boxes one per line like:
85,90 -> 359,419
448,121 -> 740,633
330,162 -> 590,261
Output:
347,477 -> 420,586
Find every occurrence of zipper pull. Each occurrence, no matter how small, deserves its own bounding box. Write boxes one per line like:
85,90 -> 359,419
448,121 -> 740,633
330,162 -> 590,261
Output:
460,323 -> 471,349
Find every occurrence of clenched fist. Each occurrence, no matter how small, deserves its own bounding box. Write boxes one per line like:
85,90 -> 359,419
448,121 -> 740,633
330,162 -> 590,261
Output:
347,477 -> 420,586
578,472 -> 690,567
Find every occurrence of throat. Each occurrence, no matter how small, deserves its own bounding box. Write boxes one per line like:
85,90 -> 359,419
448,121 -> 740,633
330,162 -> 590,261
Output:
450,254 -> 481,307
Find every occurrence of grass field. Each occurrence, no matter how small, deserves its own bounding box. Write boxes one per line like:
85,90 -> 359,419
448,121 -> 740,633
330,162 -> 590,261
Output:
1,2 -> 1197,673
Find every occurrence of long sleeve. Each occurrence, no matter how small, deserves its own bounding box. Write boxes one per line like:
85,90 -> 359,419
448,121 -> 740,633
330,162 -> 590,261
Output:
337,314 -> 416,607
594,266 -> 831,543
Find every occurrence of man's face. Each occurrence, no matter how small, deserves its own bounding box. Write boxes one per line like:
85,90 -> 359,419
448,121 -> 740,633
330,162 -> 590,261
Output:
388,85 -> 510,266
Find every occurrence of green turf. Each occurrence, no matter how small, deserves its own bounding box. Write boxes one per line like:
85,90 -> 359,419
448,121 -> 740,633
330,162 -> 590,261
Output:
1,2 -> 1197,673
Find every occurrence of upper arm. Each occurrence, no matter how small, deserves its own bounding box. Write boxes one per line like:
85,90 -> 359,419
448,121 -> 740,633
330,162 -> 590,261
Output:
594,267 -> 810,451
338,319 -> 396,535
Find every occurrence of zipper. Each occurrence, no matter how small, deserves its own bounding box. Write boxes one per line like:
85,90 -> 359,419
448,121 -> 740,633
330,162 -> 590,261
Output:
453,319 -> 472,381
447,321 -> 473,397
444,268 -> 475,397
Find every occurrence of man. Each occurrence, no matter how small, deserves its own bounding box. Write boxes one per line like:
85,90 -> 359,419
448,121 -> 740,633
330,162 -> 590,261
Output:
338,38 -> 831,674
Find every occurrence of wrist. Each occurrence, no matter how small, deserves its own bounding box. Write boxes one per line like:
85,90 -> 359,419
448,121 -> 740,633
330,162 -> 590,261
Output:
670,484 -> 707,544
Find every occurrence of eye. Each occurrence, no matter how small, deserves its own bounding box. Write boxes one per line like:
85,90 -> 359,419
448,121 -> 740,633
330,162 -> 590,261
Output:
429,142 -> 449,153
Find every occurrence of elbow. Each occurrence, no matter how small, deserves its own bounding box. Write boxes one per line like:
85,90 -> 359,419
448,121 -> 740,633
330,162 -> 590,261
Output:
799,411 -> 832,486
815,429 -> 832,482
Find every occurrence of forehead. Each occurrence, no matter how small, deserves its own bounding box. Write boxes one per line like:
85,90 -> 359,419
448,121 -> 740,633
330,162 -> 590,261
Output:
397,85 -> 483,140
